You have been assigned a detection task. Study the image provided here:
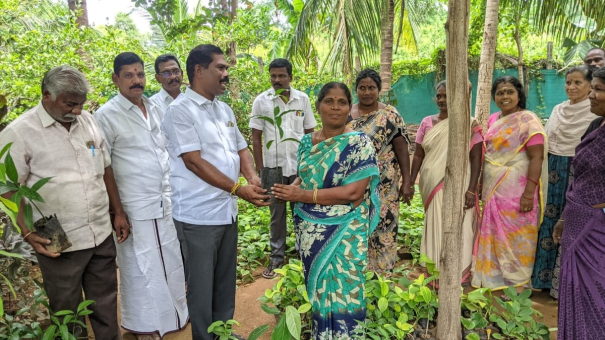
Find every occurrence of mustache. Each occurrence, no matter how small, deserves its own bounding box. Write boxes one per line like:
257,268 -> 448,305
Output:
130,84 -> 144,90
220,77 -> 230,84
169,78 -> 181,85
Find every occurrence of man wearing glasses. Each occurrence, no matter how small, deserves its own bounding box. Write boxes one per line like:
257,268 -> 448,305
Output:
150,54 -> 184,113
95,52 -> 188,340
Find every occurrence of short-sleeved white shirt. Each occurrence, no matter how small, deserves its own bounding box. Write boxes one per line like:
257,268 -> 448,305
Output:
248,88 -> 316,176
150,88 -> 179,114
0,104 -> 112,252
94,93 -> 171,221
161,87 -> 248,225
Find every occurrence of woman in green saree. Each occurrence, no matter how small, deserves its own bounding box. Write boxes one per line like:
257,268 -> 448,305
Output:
273,82 -> 380,339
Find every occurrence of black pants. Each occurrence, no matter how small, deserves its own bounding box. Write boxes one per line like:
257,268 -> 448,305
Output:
174,218 -> 238,340
36,234 -> 120,340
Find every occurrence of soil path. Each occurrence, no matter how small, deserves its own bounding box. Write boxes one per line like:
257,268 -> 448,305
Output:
120,272 -> 277,340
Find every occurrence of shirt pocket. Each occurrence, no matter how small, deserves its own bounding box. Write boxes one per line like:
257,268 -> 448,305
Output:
290,113 -> 305,133
93,149 -> 105,177
220,125 -> 238,152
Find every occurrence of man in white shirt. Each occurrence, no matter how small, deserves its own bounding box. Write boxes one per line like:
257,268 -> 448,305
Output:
162,44 -> 269,340
95,52 -> 188,340
0,65 -> 128,339
249,58 -> 317,279
149,54 -> 183,112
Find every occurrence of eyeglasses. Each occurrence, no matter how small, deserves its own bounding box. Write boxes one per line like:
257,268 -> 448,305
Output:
158,69 -> 182,78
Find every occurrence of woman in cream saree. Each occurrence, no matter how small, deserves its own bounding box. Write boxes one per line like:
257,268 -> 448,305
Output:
416,118 -> 483,282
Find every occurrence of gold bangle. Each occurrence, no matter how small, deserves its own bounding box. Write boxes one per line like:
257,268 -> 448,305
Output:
467,190 -> 476,196
230,183 -> 241,195
313,188 -> 318,204
23,231 -> 35,240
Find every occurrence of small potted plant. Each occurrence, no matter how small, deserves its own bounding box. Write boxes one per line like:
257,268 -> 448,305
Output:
0,143 -> 71,253
252,90 -> 301,204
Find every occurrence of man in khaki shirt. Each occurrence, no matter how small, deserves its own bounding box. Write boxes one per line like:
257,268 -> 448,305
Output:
0,65 -> 130,340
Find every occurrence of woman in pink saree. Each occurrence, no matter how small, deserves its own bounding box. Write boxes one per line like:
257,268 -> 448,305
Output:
472,76 -> 548,290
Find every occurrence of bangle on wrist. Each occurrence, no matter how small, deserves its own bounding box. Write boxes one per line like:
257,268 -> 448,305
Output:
313,188 -> 318,204
23,231 -> 35,240
527,178 -> 539,186
522,194 -> 533,200
231,182 -> 241,195
467,190 -> 476,196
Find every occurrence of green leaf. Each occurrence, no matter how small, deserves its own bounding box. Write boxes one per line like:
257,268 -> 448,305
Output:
266,140 -> 274,149
253,115 -> 275,126
0,249 -> 24,260
273,106 -> 280,116
0,297 -> 3,318
42,326 -> 57,340
0,142 -> 13,160
377,297 -> 388,312
77,300 -> 95,314
53,310 -> 74,317
18,186 -> 43,202
276,117 -> 283,139
276,109 -> 299,118
207,320 -> 224,333
4,152 -> 18,184
248,325 -> 270,340
285,305 -> 301,340
23,203 -> 33,230
271,314 -> 290,340
297,303 -> 311,314
31,177 -> 52,192
0,196 -> 17,212
261,303 -> 280,315
280,138 -> 301,144
59,324 -> 69,339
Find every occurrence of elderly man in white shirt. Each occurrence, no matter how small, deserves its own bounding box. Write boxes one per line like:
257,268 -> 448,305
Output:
0,65 -> 128,340
95,52 -> 188,340
149,54 -> 183,113
249,58 -> 317,279
162,44 -> 269,340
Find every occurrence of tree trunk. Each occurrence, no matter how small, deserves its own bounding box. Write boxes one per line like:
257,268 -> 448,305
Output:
379,0 -> 395,95
473,0 -> 500,131
227,0 -> 238,65
514,19 -> 524,93
437,0 -> 471,338
68,0 -> 88,27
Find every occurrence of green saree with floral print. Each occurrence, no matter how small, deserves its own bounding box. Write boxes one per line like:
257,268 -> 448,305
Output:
294,131 -> 380,340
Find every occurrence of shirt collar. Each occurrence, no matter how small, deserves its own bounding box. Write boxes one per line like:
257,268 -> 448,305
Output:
36,103 -> 57,128
185,87 -> 216,106
116,93 -> 152,112
268,87 -> 300,101
158,88 -> 174,102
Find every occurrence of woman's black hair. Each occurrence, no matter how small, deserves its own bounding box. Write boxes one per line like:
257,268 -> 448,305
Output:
355,68 -> 382,90
592,67 -> 605,84
566,65 -> 593,82
491,76 -> 527,109
316,82 -> 352,108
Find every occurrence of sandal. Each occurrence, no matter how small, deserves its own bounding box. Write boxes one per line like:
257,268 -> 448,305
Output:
262,262 -> 283,279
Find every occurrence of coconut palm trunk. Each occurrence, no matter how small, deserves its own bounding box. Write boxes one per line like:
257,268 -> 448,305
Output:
473,0 -> 500,130
379,0 -> 396,95
68,0 -> 88,27
437,0 -> 471,338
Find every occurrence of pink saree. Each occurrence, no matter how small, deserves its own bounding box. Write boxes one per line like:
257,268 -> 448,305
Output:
471,110 -> 548,290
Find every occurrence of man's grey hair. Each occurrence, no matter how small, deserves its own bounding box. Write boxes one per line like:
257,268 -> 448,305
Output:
41,65 -> 90,101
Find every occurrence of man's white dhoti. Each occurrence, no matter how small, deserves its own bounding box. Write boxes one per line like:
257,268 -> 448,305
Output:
116,214 -> 188,336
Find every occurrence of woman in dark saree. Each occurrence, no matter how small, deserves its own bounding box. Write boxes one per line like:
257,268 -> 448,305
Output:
553,67 -> 605,340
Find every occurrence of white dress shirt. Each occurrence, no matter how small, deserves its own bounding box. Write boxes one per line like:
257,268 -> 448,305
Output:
150,88 -> 179,114
0,104 -> 112,252
248,87 -> 316,176
94,93 -> 171,221
161,87 -> 248,225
